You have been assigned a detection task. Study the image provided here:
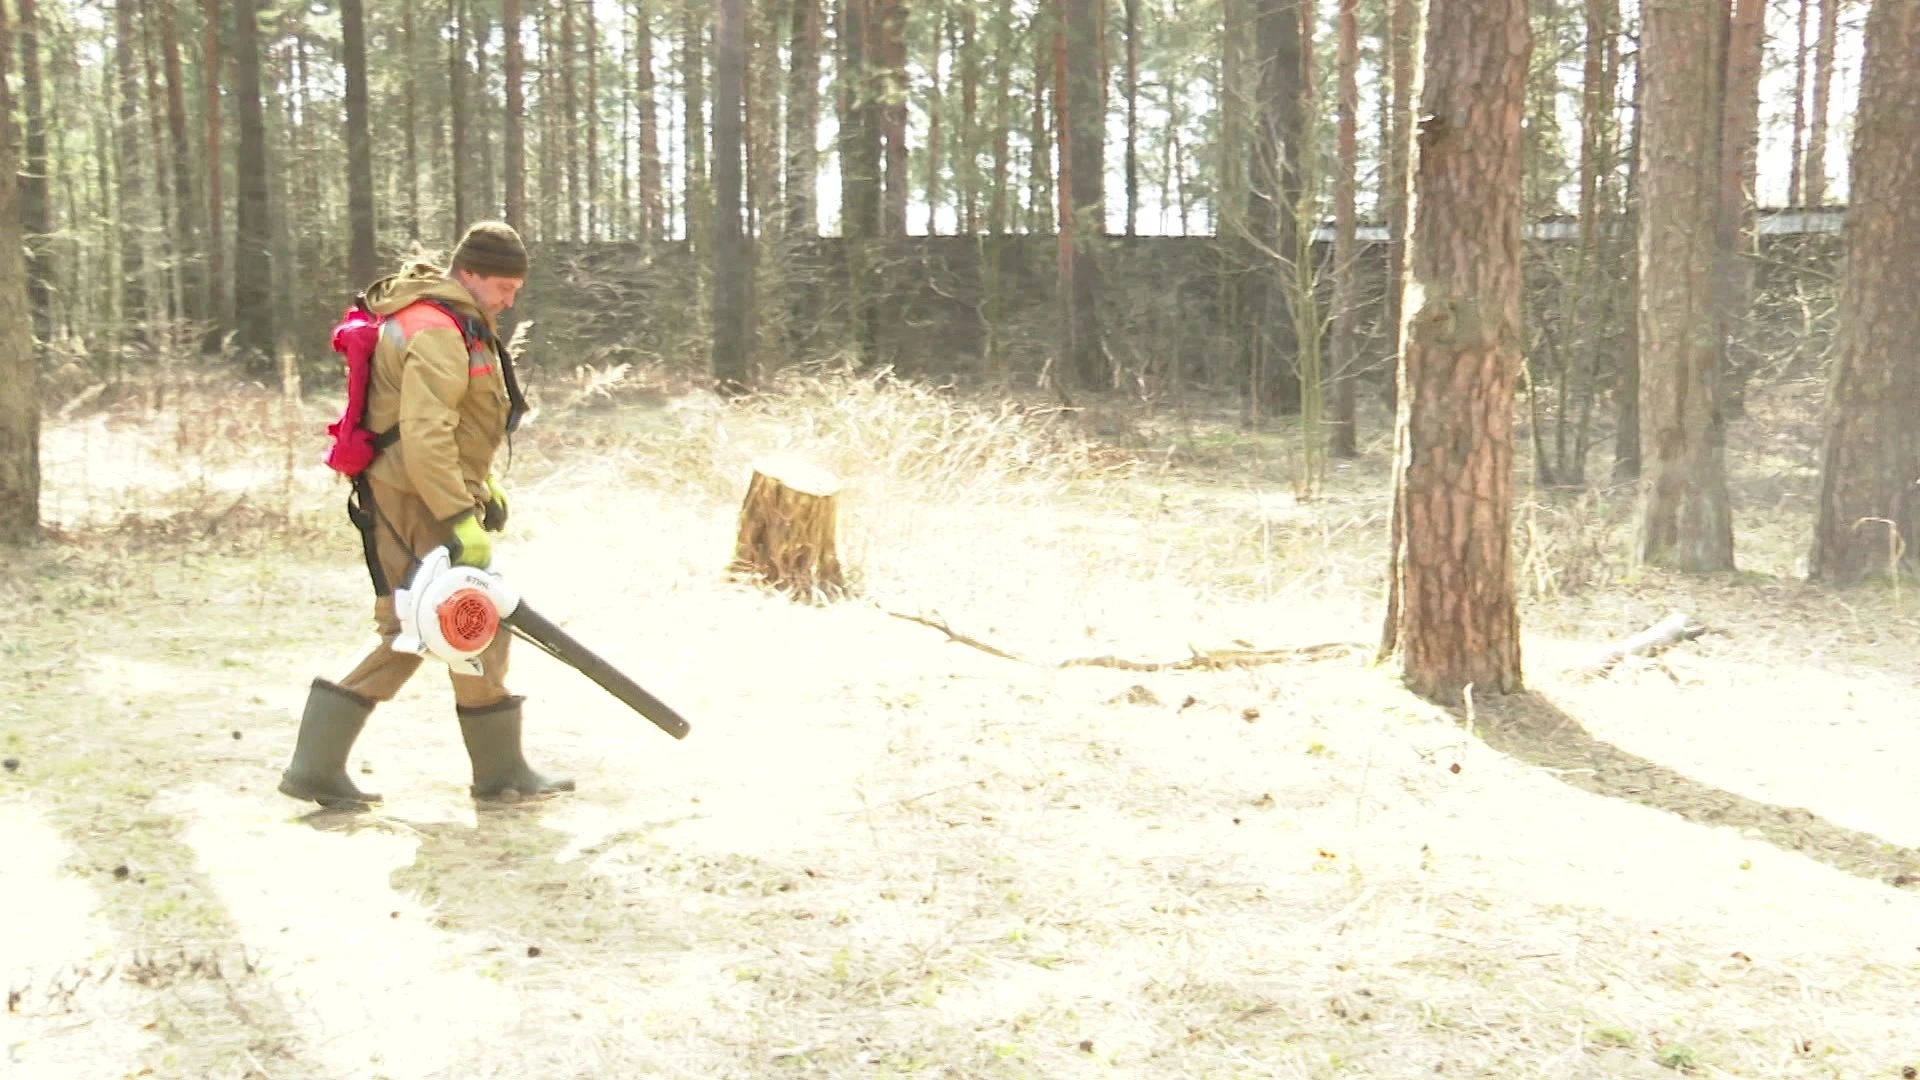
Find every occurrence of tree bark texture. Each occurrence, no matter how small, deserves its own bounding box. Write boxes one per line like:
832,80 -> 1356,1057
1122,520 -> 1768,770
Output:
1057,0 -> 1106,391
1635,0 -> 1734,572
785,0 -> 820,235
712,0 -> 751,390
878,0 -> 909,236
1329,0 -> 1359,458
1382,0 -> 1419,415
231,0 -> 274,367
1805,0 -> 1839,206
114,0 -> 147,328
342,0 -> 378,285
733,463 -> 845,598
1243,0 -> 1305,417
636,0 -> 662,243
0,12 -> 35,543
503,0 -> 527,235
202,0 -> 227,322
16,0 -> 52,343
1718,0 -> 1764,413
1382,0 -> 1528,704
1809,0 -> 1920,583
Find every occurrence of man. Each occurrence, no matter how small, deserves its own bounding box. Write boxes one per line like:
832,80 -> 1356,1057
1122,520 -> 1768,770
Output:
279,221 -> 572,809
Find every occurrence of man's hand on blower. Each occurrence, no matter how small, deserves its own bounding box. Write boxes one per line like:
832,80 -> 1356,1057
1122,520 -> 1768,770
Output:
448,512 -> 494,568
482,476 -> 509,532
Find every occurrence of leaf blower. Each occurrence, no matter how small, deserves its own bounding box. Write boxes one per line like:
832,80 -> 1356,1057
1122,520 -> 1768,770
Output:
391,547 -> 692,740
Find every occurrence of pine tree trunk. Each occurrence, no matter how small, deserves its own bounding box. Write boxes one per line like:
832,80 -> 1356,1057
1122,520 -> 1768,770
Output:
713,0 -> 752,390
1244,0 -> 1305,417
114,0 -> 148,333
785,0 -> 820,235
401,0 -> 421,240
987,0 -> 1013,234
1382,0 -> 1418,415
958,6 -> 978,232
925,1 -> 946,235
504,0 -> 527,234
16,0 -> 52,344
139,0 -> 179,325
637,0 -> 662,244
1381,0 -> 1529,704
342,0 -> 378,285
1613,39 -> 1642,480
1058,0 -> 1107,391
471,1 -> 495,218
1809,0 -> 1920,583
1571,0 -> 1620,482
1788,0 -> 1809,207
202,0 -> 227,324
585,3 -> 601,237
1123,0 -> 1138,236
0,66 -> 35,538
231,0 -> 274,369
0,12 -> 35,544
1719,0 -> 1764,415
1635,0 -> 1734,571
878,0 -> 909,237
1805,0 -> 1838,206
683,1 -> 709,249
449,0 -> 470,232
1029,7 -> 1052,233
155,0 -> 202,322
1329,0 -> 1359,458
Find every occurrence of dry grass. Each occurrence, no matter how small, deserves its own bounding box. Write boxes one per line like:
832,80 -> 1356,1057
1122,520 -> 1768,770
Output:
4,372 -> 1919,1079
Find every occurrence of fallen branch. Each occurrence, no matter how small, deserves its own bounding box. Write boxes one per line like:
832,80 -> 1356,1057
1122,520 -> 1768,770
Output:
884,607 -> 1365,672
1060,642 -> 1368,671
1577,611 -> 1707,677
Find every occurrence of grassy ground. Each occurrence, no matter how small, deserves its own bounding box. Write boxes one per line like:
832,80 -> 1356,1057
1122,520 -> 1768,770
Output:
4,370 -> 1919,1080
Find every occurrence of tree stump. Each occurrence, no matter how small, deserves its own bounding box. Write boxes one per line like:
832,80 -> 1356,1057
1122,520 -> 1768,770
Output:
732,460 -> 845,598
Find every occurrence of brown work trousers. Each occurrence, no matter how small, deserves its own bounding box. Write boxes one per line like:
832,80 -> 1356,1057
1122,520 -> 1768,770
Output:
336,475 -> 513,710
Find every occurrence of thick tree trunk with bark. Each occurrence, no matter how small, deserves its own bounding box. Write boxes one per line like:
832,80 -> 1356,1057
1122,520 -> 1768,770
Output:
1329,0 -> 1359,458
878,0 -> 909,236
1381,0 -> 1528,704
342,0 -> 378,286
231,0 -> 274,368
503,0 -> 527,235
1719,0 -> 1764,415
1809,0 -> 1920,583
712,0 -> 751,390
0,15 -> 34,544
17,0 -> 52,343
1243,0 -> 1306,417
785,0 -> 820,235
1635,0 -> 1734,571
1382,0 -> 1419,414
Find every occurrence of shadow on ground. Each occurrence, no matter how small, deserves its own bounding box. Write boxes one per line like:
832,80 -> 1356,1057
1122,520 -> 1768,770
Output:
1470,691 -> 1920,888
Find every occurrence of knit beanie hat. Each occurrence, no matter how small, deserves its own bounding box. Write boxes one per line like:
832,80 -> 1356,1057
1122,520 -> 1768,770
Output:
450,221 -> 530,279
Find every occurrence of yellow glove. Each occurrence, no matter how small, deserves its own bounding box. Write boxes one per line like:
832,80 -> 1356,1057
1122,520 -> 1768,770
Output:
482,476 -> 509,532
447,512 -> 493,569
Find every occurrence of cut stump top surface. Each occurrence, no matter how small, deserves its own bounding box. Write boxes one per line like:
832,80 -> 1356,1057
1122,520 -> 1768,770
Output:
751,459 -> 843,498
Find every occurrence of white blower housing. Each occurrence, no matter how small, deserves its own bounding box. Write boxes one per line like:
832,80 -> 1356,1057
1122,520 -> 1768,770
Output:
391,546 -> 524,676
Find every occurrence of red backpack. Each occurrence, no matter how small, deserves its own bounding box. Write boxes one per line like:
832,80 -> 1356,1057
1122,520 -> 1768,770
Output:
322,295 -> 492,476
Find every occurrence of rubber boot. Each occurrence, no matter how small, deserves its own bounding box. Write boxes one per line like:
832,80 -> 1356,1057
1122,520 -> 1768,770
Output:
457,696 -> 576,802
278,679 -> 383,810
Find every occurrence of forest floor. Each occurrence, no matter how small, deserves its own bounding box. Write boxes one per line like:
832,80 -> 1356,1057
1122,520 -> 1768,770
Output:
4,369 -> 1919,1080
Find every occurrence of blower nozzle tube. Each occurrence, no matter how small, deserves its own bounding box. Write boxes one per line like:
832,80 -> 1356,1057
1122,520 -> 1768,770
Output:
505,603 -> 693,740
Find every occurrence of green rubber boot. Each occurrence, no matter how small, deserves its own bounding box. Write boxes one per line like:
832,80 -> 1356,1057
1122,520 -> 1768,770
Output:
458,696 -> 576,802
278,679 -> 383,810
